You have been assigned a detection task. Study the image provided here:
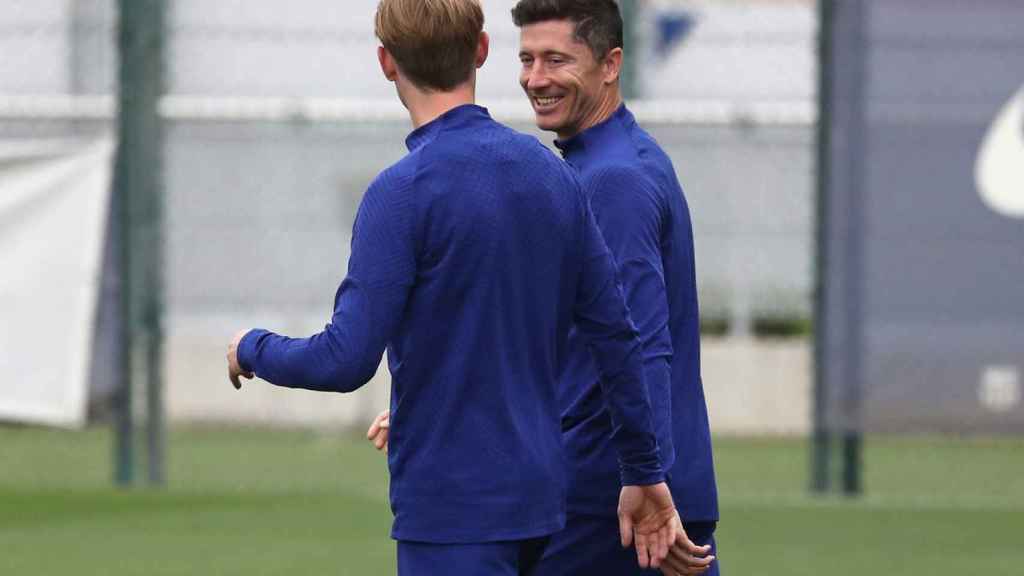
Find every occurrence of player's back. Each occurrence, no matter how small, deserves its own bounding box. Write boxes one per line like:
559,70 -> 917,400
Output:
382,104 -> 585,543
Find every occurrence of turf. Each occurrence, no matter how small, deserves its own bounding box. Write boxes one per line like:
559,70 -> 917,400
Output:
1,428 -> 1021,574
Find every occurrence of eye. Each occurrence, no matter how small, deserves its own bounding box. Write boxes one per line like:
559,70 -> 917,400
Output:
547,56 -> 566,66
519,55 -> 534,66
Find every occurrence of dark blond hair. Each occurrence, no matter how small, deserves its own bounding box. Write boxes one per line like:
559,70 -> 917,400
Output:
375,0 -> 485,91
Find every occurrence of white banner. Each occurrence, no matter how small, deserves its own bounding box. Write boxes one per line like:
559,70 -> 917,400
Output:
0,138 -> 112,427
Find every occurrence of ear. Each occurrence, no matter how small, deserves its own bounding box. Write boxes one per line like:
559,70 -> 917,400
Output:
475,31 -> 490,68
602,47 -> 623,85
378,46 -> 398,82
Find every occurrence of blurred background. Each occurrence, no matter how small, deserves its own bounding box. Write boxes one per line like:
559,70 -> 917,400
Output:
1,0 -> 1021,574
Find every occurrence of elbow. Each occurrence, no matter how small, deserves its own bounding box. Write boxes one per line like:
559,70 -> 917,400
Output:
315,359 -> 379,393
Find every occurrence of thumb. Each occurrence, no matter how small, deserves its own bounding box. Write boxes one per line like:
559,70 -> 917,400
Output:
618,513 -> 634,548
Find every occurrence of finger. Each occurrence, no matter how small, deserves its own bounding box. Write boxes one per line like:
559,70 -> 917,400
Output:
665,555 -> 711,576
659,554 -> 688,575
668,543 -> 714,565
367,420 -> 381,439
695,556 -> 715,570
229,369 -> 242,390
634,531 -> 652,569
673,530 -> 709,556
646,529 -> 662,568
680,554 -> 714,569
649,537 -> 664,569
373,430 -> 388,450
669,547 -> 715,570
656,523 -> 672,565
369,412 -> 390,436
664,564 -> 709,576
657,526 -> 673,568
618,514 -> 634,548
684,553 -> 716,569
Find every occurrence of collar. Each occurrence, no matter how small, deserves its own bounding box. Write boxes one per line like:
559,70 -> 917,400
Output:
553,104 -> 635,167
405,104 -> 491,152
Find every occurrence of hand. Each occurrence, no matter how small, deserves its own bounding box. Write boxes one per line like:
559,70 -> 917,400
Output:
366,409 -> 390,451
617,482 -> 679,569
658,517 -> 715,575
227,329 -> 254,389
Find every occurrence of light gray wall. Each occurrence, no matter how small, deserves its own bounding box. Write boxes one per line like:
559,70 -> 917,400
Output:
822,0 -> 1024,433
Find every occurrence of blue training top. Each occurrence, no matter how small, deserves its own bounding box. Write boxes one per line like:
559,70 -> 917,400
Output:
237,104 -> 665,543
556,104 -> 720,522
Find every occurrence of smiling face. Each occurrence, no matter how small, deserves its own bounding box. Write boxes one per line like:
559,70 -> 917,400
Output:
518,19 -> 622,140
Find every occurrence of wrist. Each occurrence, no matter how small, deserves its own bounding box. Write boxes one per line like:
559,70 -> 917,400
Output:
236,329 -> 260,373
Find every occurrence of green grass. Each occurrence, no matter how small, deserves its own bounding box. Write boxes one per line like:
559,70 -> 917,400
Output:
1,428 -> 1022,575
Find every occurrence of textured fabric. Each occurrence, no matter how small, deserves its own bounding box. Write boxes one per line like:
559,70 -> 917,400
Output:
237,104 -> 664,543
535,515 -> 719,576
397,537 -> 551,576
555,105 -> 719,521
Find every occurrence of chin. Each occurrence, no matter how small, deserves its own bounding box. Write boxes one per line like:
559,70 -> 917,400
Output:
534,114 -> 563,134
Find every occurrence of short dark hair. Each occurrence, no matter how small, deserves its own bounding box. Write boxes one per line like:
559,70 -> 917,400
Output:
511,0 -> 623,58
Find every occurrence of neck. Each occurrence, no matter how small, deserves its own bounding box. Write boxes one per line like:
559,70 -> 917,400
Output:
403,82 -> 477,129
558,87 -> 623,140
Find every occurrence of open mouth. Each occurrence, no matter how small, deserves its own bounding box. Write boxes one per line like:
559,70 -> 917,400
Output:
531,95 -> 564,111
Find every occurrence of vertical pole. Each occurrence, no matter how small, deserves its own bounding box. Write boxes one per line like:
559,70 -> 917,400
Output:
113,161 -> 132,488
839,0 -> 866,498
143,0 -> 166,485
114,0 -> 166,488
113,1 -> 134,487
841,431 -> 862,495
810,0 -> 833,495
620,0 -> 639,100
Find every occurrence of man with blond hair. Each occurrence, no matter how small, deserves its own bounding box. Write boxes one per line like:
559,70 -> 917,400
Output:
226,0 -> 683,573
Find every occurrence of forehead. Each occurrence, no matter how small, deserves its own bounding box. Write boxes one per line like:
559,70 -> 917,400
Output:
518,19 -> 588,53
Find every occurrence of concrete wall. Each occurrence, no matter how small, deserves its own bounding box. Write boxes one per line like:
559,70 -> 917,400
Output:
703,337 -> 810,436
168,325 -> 812,436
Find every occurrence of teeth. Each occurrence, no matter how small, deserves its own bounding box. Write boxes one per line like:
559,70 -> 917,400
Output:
535,96 -> 561,107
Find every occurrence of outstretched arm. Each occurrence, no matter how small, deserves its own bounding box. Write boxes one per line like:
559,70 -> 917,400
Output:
229,171 -> 417,393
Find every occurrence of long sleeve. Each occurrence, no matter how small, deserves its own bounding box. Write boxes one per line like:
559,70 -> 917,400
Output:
237,169 -> 417,393
588,166 -> 676,472
573,199 -> 664,487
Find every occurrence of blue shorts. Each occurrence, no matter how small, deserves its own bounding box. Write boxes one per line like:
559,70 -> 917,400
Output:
534,514 -> 719,576
397,537 -> 550,576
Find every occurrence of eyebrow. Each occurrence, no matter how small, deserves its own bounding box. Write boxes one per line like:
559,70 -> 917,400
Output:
519,49 -> 573,59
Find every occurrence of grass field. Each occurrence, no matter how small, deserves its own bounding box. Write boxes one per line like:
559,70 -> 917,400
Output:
2,427 -> 1022,575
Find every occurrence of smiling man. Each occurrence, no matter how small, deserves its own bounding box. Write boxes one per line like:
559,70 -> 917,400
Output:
514,1 -> 721,575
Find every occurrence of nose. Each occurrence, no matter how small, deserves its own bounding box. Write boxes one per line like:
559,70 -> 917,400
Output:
523,61 -> 550,92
